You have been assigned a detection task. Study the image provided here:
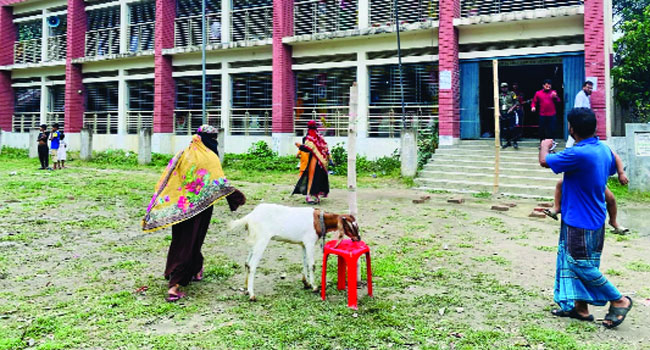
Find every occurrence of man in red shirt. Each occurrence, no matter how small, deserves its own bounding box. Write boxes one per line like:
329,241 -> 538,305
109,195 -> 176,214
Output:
531,79 -> 561,142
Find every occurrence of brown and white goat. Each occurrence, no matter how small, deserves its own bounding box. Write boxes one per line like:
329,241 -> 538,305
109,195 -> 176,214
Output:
229,203 -> 360,301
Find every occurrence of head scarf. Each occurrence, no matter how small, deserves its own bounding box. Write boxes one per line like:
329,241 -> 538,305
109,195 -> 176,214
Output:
196,124 -> 220,156
142,134 -> 245,232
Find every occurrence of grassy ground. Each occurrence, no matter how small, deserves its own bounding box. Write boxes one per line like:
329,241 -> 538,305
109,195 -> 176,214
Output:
1,155 -> 649,350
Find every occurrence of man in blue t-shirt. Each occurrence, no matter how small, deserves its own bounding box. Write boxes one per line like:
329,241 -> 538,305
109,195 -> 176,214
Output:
49,123 -> 61,170
539,108 -> 632,329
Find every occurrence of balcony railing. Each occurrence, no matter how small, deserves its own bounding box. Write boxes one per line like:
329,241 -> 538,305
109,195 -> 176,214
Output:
14,39 -> 42,64
368,105 -> 438,138
294,106 -> 349,137
370,0 -> 439,27
231,5 -> 272,42
85,27 -> 120,57
174,109 -> 221,135
47,35 -> 67,61
230,108 -> 271,135
294,0 -> 358,36
126,111 -> 154,134
175,13 -> 222,48
460,0 -> 583,17
84,111 -> 118,134
12,112 -> 40,133
128,22 -> 155,52
46,112 -> 65,129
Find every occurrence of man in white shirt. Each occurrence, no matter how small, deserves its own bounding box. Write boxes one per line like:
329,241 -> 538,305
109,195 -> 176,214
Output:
567,81 -> 594,147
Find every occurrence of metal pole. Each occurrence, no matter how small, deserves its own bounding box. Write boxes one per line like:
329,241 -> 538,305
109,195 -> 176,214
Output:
394,0 -> 406,128
201,0 -> 207,125
492,60 -> 500,195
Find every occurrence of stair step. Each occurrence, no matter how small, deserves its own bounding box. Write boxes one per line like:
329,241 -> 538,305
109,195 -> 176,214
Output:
414,186 -> 553,200
422,163 -> 555,176
427,157 -> 545,167
436,147 -> 540,156
414,178 -> 555,198
418,170 -> 559,186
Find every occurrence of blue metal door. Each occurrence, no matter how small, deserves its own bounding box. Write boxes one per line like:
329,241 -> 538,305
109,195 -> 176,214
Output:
460,61 -> 480,139
562,55 -> 585,139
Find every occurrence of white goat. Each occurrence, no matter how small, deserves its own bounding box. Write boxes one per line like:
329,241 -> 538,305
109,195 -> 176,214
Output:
229,203 -> 360,301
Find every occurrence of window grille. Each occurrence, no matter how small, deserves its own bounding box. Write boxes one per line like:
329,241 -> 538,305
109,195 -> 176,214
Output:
175,0 -> 221,48
14,20 -> 42,64
47,15 -> 67,61
294,0 -> 358,36
370,0 -> 439,27
86,6 -> 121,57
85,82 -> 119,134
295,67 -> 355,137
231,0 -> 273,43
174,76 -> 221,135
368,63 -> 438,137
231,72 -> 272,135
13,88 -> 41,132
127,79 -> 154,134
47,86 -> 65,129
129,1 -> 155,52
460,0 -> 583,17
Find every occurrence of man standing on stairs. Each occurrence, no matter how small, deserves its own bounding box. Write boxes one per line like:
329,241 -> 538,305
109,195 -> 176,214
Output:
539,107 -> 633,329
499,82 -> 520,149
531,79 -> 561,144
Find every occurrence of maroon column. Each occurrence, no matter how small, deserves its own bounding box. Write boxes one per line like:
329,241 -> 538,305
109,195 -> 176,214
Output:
438,0 -> 461,144
0,6 -> 15,131
153,0 -> 175,133
65,0 -> 86,133
584,0 -> 607,139
272,0 -> 294,133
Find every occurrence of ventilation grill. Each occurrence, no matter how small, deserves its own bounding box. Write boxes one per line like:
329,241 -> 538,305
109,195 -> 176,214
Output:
86,6 -> 121,56
49,86 -> 65,112
293,54 -> 356,65
175,0 -> 221,47
14,87 -> 41,113
460,0 -> 583,17
129,1 -> 155,52
230,72 -> 272,135
85,82 -> 118,111
294,0 -> 358,36
231,0 -> 273,42
175,76 -> 221,110
370,0 -> 439,27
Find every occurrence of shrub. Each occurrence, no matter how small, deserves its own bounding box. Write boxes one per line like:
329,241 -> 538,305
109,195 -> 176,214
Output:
222,141 -> 296,172
329,143 -> 400,177
0,147 -> 28,159
417,123 -> 439,169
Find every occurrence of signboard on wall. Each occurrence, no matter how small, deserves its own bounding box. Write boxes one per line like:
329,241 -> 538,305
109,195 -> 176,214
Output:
439,70 -> 452,90
636,132 -> 650,156
586,77 -> 598,91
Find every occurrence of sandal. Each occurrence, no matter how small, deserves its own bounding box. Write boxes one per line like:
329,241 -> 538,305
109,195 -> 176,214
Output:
603,296 -> 633,329
193,267 -> 204,281
543,208 -> 559,221
612,226 -> 630,235
165,291 -> 186,302
551,308 -> 594,322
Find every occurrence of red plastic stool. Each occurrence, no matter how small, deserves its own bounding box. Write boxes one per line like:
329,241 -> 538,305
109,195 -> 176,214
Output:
321,239 -> 373,309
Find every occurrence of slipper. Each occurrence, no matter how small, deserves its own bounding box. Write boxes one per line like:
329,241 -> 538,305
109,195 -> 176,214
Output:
193,267 -> 204,281
603,296 -> 633,329
543,208 -> 559,221
612,226 -> 630,235
165,291 -> 186,302
551,308 -> 594,322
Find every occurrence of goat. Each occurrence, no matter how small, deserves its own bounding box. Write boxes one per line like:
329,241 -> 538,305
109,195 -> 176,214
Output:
229,203 -> 360,301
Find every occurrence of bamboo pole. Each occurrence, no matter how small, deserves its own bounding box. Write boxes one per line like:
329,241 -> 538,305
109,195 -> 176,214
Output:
492,59 -> 500,195
348,82 -> 358,218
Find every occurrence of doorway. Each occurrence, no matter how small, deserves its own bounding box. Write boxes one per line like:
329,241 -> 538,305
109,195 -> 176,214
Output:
478,58 -> 564,139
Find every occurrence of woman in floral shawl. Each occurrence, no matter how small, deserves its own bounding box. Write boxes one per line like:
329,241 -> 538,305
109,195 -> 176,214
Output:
292,120 -> 331,204
142,125 -> 245,302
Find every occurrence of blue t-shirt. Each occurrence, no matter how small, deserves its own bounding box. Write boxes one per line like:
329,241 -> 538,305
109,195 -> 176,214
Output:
50,131 -> 60,150
546,137 -> 616,229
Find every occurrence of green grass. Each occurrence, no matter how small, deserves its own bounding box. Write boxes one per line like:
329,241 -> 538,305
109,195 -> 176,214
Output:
608,177 -> 650,202
0,153 -> 645,350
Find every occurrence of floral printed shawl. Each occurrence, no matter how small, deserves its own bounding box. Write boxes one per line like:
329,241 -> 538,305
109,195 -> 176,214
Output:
142,135 -> 242,232
304,129 -> 330,170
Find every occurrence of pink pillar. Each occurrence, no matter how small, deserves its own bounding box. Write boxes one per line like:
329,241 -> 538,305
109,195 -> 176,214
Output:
0,6 -> 15,131
65,0 -> 86,132
438,0 -> 461,143
153,0 -> 175,133
272,0 -> 295,133
584,0 -> 607,139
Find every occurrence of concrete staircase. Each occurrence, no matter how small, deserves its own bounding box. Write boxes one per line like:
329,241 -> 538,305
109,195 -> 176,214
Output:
415,140 -> 563,200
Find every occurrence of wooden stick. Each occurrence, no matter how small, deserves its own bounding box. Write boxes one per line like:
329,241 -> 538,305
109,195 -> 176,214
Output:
348,82 -> 358,218
492,60 -> 500,195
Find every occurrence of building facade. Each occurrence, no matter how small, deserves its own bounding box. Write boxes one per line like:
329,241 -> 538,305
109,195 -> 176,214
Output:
0,0 -> 611,158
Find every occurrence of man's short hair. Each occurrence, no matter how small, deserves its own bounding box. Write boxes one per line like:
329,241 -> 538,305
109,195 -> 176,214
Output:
543,79 -> 553,85
583,81 -> 594,87
568,108 -> 597,138
40,124 -> 47,129
52,123 -> 59,128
